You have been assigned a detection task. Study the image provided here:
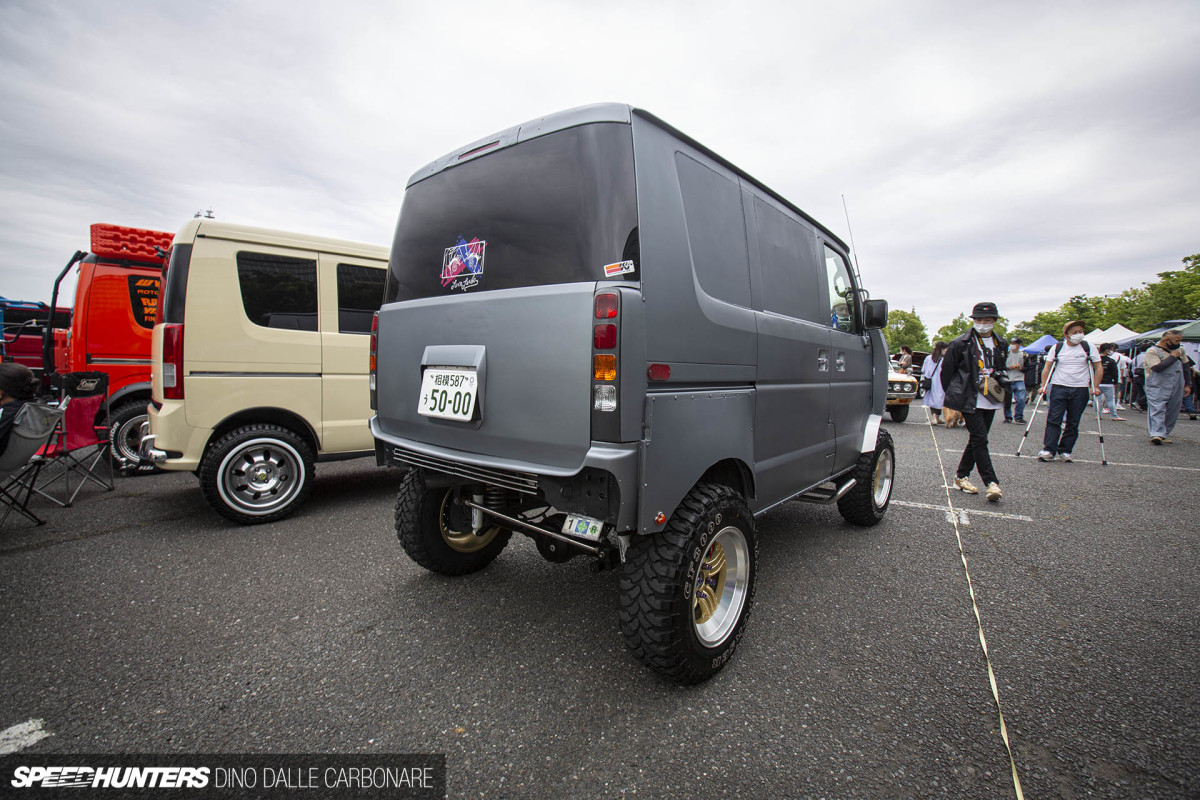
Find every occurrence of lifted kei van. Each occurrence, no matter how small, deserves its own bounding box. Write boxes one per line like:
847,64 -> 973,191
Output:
371,104 -> 894,683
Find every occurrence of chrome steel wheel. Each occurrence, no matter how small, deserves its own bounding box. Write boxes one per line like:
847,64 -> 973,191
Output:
438,490 -> 503,553
873,448 -> 894,508
113,412 -> 147,464
692,526 -> 751,647
217,437 -> 306,516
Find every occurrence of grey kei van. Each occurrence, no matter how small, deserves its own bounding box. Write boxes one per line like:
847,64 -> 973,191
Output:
370,104 -> 894,683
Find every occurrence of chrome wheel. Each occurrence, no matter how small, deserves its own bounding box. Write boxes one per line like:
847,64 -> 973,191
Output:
217,437 -> 306,516
873,448 -> 894,508
692,526 -> 750,647
113,412 -> 147,464
438,491 -> 503,553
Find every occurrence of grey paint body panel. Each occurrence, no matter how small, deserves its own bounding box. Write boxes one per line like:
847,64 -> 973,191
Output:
374,284 -> 594,471
373,104 -> 884,537
639,390 -> 754,533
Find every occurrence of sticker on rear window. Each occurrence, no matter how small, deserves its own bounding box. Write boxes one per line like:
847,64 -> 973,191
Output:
442,237 -> 486,292
603,260 -> 635,278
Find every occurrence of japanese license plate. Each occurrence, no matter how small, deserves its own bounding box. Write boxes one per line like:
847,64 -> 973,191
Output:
562,514 -> 604,541
418,367 -> 478,421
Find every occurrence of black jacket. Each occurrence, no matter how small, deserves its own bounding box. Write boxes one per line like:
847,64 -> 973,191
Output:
940,329 -> 1008,413
0,398 -> 28,458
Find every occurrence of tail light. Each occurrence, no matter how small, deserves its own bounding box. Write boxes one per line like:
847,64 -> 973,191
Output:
370,312 -> 379,372
369,312 -> 379,409
162,323 -> 184,399
592,291 -> 620,418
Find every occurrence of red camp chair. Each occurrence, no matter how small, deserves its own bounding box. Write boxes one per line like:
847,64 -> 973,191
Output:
29,372 -> 114,507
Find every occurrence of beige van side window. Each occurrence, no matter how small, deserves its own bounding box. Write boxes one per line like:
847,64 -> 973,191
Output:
336,263 -> 386,334
236,252 -> 318,331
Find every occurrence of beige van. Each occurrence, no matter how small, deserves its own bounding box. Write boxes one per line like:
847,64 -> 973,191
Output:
140,219 -> 389,523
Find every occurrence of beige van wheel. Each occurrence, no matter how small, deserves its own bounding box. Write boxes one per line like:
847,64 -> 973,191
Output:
199,424 -> 315,524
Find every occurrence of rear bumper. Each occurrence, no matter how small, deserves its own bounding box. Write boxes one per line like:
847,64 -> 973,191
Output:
144,400 -> 210,471
370,417 -> 640,532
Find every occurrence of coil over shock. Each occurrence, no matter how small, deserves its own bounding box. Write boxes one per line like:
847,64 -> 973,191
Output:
483,486 -> 519,513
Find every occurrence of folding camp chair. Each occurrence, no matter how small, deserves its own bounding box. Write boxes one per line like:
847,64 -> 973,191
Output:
29,372 -> 114,507
0,403 -> 64,527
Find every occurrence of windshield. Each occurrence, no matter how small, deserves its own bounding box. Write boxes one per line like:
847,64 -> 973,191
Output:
385,122 -> 638,303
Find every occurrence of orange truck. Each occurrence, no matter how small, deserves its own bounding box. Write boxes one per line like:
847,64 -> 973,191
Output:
44,224 -> 173,469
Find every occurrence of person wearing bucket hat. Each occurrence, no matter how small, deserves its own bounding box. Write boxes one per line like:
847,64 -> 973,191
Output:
939,302 -> 1007,501
0,362 -> 39,458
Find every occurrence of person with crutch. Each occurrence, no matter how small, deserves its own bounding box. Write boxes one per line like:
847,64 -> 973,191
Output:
1037,320 -> 1102,462
941,302 -> 1006,501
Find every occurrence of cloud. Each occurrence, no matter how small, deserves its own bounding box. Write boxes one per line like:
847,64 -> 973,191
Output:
1,0 -> 1197,335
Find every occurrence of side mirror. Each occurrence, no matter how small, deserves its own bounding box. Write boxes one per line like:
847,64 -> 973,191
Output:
863,299 -> 889,330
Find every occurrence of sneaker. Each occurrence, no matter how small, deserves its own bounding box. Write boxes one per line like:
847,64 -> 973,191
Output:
985,482 -> 1002,502
1057,452 -> 1072,462
1101,408 -> 1110,414
1151,436 -> 1163,444
1191,414 -> 1198,421
1162,438 -> 1173,443
1037,450 -> 1054,461
1116,404 -> 1125,410
1003,418 -> 1012,424
953,476 -> 979,494
1014,417 -> 1025,423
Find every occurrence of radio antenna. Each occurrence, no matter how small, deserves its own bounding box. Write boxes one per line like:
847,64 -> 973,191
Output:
841,194 -> 862,275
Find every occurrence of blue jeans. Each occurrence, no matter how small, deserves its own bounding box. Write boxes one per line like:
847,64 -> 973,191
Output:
1098,384 -> 1117,416
1042,385 -> 1090,455
1004,380 -> 1026,420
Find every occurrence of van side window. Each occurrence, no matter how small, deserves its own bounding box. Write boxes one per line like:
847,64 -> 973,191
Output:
336,264 -> 386,334
823,246 -> 858,333
754,198 -> 823,323
236,252 -> 318,332
675,153 -> 751,308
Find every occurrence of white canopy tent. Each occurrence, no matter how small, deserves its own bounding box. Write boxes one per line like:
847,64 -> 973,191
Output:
1086,323 -> 1140,347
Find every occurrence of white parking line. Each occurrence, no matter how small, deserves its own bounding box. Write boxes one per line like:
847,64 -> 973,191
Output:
892,500 -> 1033,526
960,451 -> 1200,472
0,719 -> 52,754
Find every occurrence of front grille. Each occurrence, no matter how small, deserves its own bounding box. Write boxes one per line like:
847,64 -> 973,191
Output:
390,446 -> 540,496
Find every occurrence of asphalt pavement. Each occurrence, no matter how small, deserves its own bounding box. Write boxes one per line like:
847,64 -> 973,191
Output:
1,403 -> 1197,798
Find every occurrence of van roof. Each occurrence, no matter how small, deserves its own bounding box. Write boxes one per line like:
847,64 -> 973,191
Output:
173,218 -> 390,260
406,102 -> 849,252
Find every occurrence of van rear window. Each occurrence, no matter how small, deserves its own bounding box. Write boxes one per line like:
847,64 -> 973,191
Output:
385,123 -> 638,303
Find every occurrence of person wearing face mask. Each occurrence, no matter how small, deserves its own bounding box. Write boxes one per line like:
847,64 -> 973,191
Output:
1037,320 -> 1102,462
1003,337 -> 1028,423
939,302 -> 1006,501
1143,329 -> 1192,444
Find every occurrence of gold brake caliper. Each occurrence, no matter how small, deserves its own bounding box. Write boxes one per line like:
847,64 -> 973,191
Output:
693,541 -> 728,625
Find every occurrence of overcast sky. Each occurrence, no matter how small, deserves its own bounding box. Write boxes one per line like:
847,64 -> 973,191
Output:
1,0 -> 1196,334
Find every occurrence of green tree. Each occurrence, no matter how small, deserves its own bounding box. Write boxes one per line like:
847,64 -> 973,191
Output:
1012,254 -> 1200,337
884,308 -> 931,353
936,313 -> 971,342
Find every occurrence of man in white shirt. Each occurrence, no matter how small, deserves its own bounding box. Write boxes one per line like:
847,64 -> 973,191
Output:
1110,348 -> 1131,408
1037,320 -> 1102,462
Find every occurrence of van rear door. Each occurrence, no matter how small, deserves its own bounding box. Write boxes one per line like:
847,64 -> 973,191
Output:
374,122 -> 638,472
319,255 -> 387,454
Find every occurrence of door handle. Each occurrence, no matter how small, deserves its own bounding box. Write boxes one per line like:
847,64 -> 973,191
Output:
836,352 -> 846,372
817,350 -> 829,372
